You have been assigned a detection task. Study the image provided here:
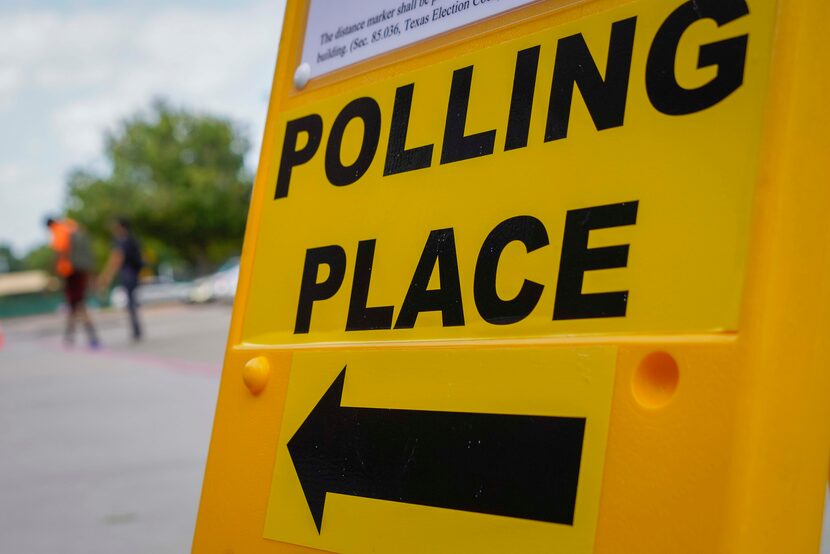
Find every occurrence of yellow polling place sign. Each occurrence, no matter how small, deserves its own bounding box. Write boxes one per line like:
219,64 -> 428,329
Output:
241,0 -> 769,345
194,0 -> 830,553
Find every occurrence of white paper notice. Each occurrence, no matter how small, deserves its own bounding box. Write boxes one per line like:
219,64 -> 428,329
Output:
300,0 -> 538,79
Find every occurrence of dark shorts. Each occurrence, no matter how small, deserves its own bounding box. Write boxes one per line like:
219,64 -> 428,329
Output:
64,271 -> 88,309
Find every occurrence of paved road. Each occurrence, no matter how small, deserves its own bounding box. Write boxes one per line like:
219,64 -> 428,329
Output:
0,304 -> 228,554
826,487 -> 830,554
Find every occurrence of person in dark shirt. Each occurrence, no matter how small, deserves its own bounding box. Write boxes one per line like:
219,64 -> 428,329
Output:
99,217 -> 143,341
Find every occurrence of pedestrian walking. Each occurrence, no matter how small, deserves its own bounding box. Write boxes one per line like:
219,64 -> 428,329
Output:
98,217 -> 144,341
45,216 -> 100,348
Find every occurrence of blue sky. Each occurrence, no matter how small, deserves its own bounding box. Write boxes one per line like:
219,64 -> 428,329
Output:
0,0 -> 285,254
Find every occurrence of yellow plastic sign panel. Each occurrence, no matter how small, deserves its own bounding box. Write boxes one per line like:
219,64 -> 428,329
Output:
264,347 -> 615,553
194,0 -> 830,552
241,0 -> 774,346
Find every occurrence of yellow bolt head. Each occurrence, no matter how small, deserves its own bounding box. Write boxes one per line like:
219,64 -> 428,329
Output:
243,356 -> 270,395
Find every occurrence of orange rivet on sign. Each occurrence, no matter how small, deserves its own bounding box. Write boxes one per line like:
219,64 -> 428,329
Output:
243,356 -> 271,395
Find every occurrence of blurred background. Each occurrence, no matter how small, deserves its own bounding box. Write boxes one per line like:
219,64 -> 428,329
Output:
0,0 -> 287,313
0,0 -> 284,552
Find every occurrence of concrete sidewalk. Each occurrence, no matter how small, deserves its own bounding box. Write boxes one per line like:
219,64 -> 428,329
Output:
0,304 -> 228,554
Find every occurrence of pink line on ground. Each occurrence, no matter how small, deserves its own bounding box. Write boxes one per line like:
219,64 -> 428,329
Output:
38,339 -> 221,377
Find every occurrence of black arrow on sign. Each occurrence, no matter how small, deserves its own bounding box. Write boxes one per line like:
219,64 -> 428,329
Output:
287,367 -> 586,533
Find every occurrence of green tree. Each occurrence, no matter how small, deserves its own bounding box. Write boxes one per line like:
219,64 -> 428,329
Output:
66,100 -> 252,273
0,243 -> 23,273
21,244 -> 54,272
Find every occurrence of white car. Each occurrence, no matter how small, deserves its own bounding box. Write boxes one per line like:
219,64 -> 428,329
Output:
109,275 -> 189,308
187,258 -> 240,304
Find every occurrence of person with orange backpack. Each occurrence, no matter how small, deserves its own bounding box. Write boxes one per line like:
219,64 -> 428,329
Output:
45,216 -> 100,348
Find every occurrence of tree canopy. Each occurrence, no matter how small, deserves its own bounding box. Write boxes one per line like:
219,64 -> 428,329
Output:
66,100 -> 253,273
0,243 -> 23,273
